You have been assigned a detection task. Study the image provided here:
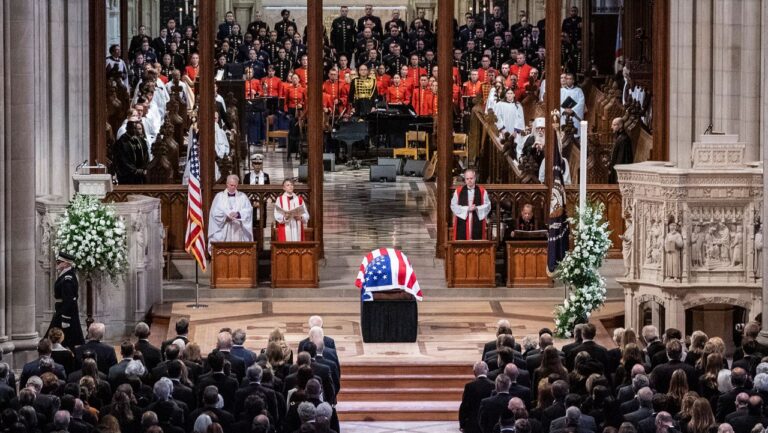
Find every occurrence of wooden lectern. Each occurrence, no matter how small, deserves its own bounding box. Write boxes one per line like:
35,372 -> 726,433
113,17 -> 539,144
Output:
446,240 -> 496,287
506,239 -> 553,287
211,242 -> 258,288
270,227 -> 318,288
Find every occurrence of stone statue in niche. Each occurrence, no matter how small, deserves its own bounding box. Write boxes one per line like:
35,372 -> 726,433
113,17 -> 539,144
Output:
664,219 -> 683,282
646,217 -> 662,265
690,225 -> 704,268
40,212 -> 55,262
730,225 -> 743,266
620,207 -> 633,277
132,212 -> 147,258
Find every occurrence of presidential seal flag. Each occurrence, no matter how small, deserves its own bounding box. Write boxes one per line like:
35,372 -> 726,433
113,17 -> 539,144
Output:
355,248 -> 423,301
547,130 -> 570,274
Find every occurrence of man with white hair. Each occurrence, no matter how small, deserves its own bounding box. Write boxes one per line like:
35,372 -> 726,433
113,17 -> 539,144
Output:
459,361 -> 494,433
208,174 -> 254,250
308,326 -> 340,368
234,365 -> 279,423
298,315 -> 337,352
74,322 -> 118,375
230,328 -> 257,368
642,325 -> 664,361
521,117 -> 546,165
206,331 -> 246,381
51,410 -> 70,433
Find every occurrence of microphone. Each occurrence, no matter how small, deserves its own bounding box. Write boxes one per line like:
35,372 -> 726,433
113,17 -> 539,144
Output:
704,123 -> 713,135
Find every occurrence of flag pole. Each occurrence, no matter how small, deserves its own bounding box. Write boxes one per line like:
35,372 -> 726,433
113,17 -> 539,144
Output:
187,260 -> 208,309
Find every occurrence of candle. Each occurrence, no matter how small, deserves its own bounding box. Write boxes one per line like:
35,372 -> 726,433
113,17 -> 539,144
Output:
579,120 -> 588,216
192,7 -> 196,25
179,7 -> 183,26
185,0 -> 188,16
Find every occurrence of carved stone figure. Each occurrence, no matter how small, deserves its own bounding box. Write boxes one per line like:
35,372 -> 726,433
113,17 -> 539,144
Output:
40,212 -> 55,261
132,212 -> 147,258
620,208 -> 634,276
646,218 -> 662,265
664,221 -> 683,282
690,225 -> 704,267
755,223 -> 763,277
730,225 -> 742,266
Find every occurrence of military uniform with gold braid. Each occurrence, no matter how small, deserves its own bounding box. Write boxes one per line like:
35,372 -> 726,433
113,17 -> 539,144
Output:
349,75 -> 378,117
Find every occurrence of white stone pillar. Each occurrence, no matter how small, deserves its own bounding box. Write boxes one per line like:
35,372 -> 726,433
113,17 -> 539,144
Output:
7,0 -> 39,343
738,0 -> 761,162
0,0 -> 8,343
692,0 -> 712,143
668,0 -> 695,168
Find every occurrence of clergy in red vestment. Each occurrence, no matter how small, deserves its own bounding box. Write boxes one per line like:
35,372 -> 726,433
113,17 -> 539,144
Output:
450,168 -> 491,240
274,179 -> 310,242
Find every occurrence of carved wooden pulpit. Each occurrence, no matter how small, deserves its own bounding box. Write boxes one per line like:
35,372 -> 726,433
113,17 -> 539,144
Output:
506,239 -> 554,287
446,240 -> 496,287
270,227 -> 318,288
210,242 -> 258,288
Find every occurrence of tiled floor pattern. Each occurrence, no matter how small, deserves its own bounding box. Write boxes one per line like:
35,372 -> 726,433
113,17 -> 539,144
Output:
337,421 -> 461,432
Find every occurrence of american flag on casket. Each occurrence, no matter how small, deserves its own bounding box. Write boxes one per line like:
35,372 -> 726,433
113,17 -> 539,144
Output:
354,248 -> 423,302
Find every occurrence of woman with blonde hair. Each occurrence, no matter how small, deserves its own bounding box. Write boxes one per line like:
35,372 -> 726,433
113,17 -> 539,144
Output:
667,369 -> 689,414
266,327 -> 294,365
686,397 -> 717,433
677,391 -> 699,427
686,331 -> 708,367
698,352 -> 723,402
266,341 -> 290,379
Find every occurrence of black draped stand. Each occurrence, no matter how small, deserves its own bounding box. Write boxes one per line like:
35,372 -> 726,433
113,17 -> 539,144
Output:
361,299 -> 418,343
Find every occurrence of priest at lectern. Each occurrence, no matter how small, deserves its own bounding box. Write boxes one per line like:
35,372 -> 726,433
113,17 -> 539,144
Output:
275,179 -> 310,241
450,168 -> 491,240
208,174 -> 253,250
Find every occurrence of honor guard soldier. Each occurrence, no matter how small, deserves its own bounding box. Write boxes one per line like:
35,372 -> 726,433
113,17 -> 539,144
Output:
47,252 -> 85,349
331,6 -> 356,61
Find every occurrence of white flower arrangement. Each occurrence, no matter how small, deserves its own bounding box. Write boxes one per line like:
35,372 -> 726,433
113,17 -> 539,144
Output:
54,194 -> 128,282
553,202 -> 612,337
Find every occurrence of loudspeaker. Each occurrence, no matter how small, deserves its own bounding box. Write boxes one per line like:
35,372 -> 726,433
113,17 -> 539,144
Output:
403,159 -> 427,177
323,153 -> 336,172
370,164 -> 397,182
377,157 -> 403,175
298,164 -> 308,182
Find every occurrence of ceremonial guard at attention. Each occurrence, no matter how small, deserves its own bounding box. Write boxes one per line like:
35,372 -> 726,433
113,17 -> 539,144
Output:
331,6 -> 356,61
47,252 -> 85,348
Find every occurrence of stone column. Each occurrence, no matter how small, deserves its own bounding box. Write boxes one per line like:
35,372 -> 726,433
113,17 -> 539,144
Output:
667,0 -> 694,168
7,1 -> 40,346
692,0 -> 712,143
738,0 -> 761,163
0,0 -> 8,344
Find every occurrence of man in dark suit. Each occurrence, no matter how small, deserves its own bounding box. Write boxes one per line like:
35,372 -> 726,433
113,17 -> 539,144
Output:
188,385 -> 236,432
234,365 -> 280,425
488,348 -> 529,388
724,392 -> 750,424
732,339 -> 762,377
649,328 -> 683,368
297,315 -> 337,352
19,339 -> 66,388
617,369 -> 649,406
195,351 -> 239,412
550,406 -> 597,432
478,374 -> 513,433
623,387 -> 654,428
166,360 -> 196,411
565,323 -> 608,370
730,395 -> 768,433
504,364 -> 532,409
650,339 -> 699,393
108,341 -> 135,388
161,318 -> 191,360
526,332 -> 565,372
203,331 -> 246,381
561,324 -> 585,358
0,363 -> 15,403
134,321 -> 161,371
230,329 -> 258,368
73,322 -> 117,375
485,335 -> 525,371
541,380 -> 569,432
459,361 -> 494,433
641,325 -> 664,362
716,368 -> 751,422
304,341 -> 340,399
481,320 -> 522,358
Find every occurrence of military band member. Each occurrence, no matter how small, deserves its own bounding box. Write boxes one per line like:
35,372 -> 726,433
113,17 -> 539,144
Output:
348,64 -> 378,116
47,252 -> 85,349
331,6 -> 356,61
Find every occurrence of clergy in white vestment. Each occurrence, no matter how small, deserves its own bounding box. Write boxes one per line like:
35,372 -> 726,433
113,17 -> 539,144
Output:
450,168 -> 491,240
274,179 -> 310,242
214,112 -> 230,159
494,88 -> 526,157
538,157 -> 572,184
208,175 -> 254,251
560,73 -> 585,133
485,76 -> 505,113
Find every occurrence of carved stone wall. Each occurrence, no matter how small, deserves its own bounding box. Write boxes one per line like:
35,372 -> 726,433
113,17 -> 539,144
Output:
35,195 -> 164,341
616,134 -> 762,333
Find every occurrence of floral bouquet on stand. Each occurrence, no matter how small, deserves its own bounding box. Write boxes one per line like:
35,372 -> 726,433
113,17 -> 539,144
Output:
553,202 -> 612,338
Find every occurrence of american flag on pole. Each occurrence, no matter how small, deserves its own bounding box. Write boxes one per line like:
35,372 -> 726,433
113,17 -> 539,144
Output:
355,248 -> 423,301
185,132 -> 207,271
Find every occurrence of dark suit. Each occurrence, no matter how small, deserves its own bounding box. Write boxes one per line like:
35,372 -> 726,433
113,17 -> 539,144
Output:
170,379 -> 196,411
459,376 -> 495,433
623,406 -> 653,427
73,340 -> 118,375
195,371 -> 239,412
203,350 -> 246,381
315,355 -> 340,395
550,414 -> 597,432
566,341 -> 609,370
508,383 -> 532,409
107,358 -> 132,387
187,406 -> 235,433
649,359 -> 699,394
488,366 -> 530,389
541,400 -> 566,432
482,340 -> 522,359
526,350 -> 565,373
160,335 -> 190,359
616,384 -> 635,404
135,339 -> 162,371
730,414 -> 768,433
19,357 -> 66,388
644,340 -> 665,362
561,340 -> 582,358
234,381 -> 279,422
715,386 -> 751,422
297,336 -> 337,353
479,392 -> 512,433
230,345 -> 258,368
620,398 -> 640,415
243,172 -> 270,186
310,360 -> 337,404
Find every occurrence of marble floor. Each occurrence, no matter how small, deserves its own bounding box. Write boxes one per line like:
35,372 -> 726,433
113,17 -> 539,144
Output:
337,421 -> 461,432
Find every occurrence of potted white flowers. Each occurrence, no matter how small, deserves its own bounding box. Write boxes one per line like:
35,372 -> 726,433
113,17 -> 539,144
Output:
55,194 -> 128,326
553,202 -> 612,338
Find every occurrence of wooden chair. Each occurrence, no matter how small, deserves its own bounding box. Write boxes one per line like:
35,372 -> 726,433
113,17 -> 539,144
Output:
265,114 -> 289,152
393,130 -> 429,159
453,133 -> 469,166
